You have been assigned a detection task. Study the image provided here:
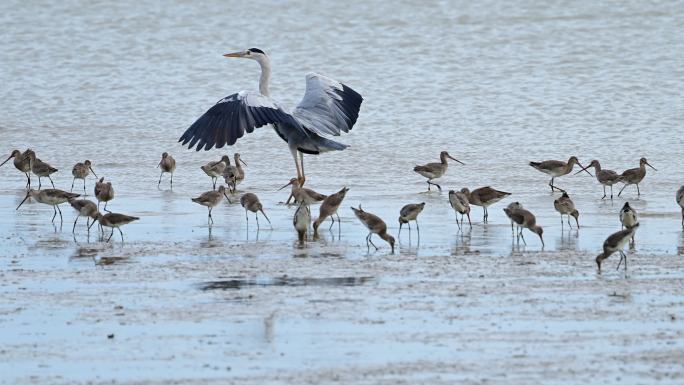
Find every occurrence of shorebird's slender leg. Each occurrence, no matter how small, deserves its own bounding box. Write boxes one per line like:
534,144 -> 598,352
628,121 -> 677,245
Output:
519,228 -> 527,245
106,228 -> 114,242
52,206 -> 57,222
118,227 -> 125,243
158,172 -> 163,187
255,213 -> 260,230
560,214 -> 564,229
602,185 -> 607,199
549,177 -> 555,192
636,184 -> 640,196
212,177 -> 217,190
25,172 -> 31,189
208,207 -> 213,224
567,216 -> 572,228
38,177 -> 42,189
616,251 -> 625,270
48,175 -> 55,188
398,222 -> 403,235
610,185 -> 614,199
72,215 -> 80,233
466,212 -> 471,228
484,207 -> 488,222
71,178 -> 76,192
365,233 -> 371,250
170,173 -> 173,188
618,184 -> 627,197
426,180 -> 431,191
104,202 -> 109,212
88,218 -> 96,231
368,235 -> 378,250
57,205 -> 63,224
337,213 -> 342,233
455,213 -> 461,230
83,179 -> 87,195
416,219 -> 420,235
427,181 -> 442,191
329,215 -> 335,230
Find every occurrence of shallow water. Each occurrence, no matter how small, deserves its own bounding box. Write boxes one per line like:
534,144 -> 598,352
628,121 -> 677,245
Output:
1,0 -> 684,383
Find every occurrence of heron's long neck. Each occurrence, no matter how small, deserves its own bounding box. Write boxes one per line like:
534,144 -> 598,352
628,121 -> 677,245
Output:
256,57 -> 271,97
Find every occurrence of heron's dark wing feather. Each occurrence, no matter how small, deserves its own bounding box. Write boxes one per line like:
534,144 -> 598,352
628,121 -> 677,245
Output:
179,91 -> 300,151
292,73 -> 363,137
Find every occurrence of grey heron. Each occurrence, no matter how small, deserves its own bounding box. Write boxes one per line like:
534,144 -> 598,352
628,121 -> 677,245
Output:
179,48 -> 363,186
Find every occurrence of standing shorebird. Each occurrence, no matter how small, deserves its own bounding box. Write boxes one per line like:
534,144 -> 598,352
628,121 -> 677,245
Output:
24,150 -> 58,189
69,198 -> 98,233
293,202 -> 311,243
313,187 -> 349,234
575,160 -> 621,199
413,151 -> 464,191
504,202 -> 524,233
677,186 -> 684,228
94,177 -> 114,211
223,153 -> 246,193
240,193 -> 272,229
191,185 -> 232,224
157,152 -> 176,188
201,155 -> 231,190
398,202 -> 425,235
279,178 -> 327,205
554,192 -> 580,229
529,156 -> 591,192
618,157 -> 656,197
17,189 -> 79,224
1,149 -> 32,188
461,187 -> 511,222
503,207 -> 544,247
619,202 -> 638,245
448,189 -> 472,230
96,212 -> 140,243
350,205 -> 395,253
596,224 -> 639,273
71,160 -> 97,194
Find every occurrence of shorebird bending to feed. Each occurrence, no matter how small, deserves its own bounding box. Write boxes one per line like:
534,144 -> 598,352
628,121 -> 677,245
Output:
413,151 -> 464,192
157,152 -> 176,187
223,153 -> 246,193
529,156 -> 591,192
240,193 -> 271,229
1,149 -> 32,188
554,192 -> 580,229
69,198 -> 98,233
596,224 -> 639,273
448,189 -> 472,230
24,150 -> 57,189
279,178 -> 326,205
398,202 -> 425,235
313,187 -> 349,234
191,185 -> 232,224
94,177 -> 114,211
618,158 -> 656,197
71,160 -> 97,194
575,160 -> 621,199
96,212 -> 140,243
350,205 -> 395,253
461,187 -> 511,222
504,202 -> 523,233
503,207 -> 544,247
677,186 -> 684,228
17,189 -> 79,224
201,155 -> 231,190
619,202 -> 638,244
293,202 -> 311,243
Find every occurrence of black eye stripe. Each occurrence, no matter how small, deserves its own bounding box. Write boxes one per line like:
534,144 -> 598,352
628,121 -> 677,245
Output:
248,48 -> 265,54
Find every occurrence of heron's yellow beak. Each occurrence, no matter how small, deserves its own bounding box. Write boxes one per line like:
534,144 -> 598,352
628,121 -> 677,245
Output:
223,52 -> 244,58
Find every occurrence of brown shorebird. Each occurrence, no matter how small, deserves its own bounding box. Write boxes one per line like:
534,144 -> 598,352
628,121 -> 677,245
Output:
504,202 -> 523,233
157,152 -> 176,187
554,192 -> 580,229
461,187 -> 511,222
279,178 -> 327,205
96,212 -> 140,243
94,177 -> 114,211
293,202 -> 311,243
240,192 -> 271,229
24,149 -> 58,189
413,151 -> 464,191
17,188 -> 79,224
313,187 -> 349,234
596,224 -> 639,273
398,202 -> 425,235
677,186 -> 684,228
350,205 -> 395,253
71,160 -> 97,194
619,202 -> 638,244
1,149 -> 32,188
223,153 -> 246,192
69,198 -> 98,233
618,157 -> 656,197
448,189 -> 471,230
529,156 -> 591,192
191,185 -> 232,224
201,155 -> 231,189
503,207 -> 544,247
575,160 -> 621,199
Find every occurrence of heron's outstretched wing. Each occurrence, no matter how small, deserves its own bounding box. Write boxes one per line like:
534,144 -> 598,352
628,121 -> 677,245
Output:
179,91 -> 301,151
291,73 -> 363,137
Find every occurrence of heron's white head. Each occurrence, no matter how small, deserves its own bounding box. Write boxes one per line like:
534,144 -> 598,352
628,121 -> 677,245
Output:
224,48 -> 268,62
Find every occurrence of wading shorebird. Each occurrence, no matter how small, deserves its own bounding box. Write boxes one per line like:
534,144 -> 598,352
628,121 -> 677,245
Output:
575,160 -> 621,199
350,205 -> 395,253
279,178 -> 327,205
529,156 -> 591,192
17,189 -> 80,224
677,186 -> 684,228
24,150 -> 58,189
1,149 -> 32,188
413,151 -> 464,192
223,153 -> 246,193
503,207 -> 544,248
96,212 -> 140,243
554,192 -> 580,229
201,155 -> 231,190
461,187 -> 511,222
596,224 -> 639,273
68,198 -> 98,233
293,202 -> 311,243
191,185 -> 232,224
94,177 -> 114,211
71,160 -> 97,194
504,202 -> 524,233
240,192 -> 272,229
618,157 -> 656,197
448,189 -> 472,230
179,48 -> 363,189
157,152 -> 176,188
619,202 -> 638,244
398,202 -> 425,235
313,186 -> 349,234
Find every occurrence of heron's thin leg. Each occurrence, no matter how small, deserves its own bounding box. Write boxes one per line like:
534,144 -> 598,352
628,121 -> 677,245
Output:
71,177 -> 75,192
299,151 -> 306,186
73,215 -> 79,234
618,183 -> 627,197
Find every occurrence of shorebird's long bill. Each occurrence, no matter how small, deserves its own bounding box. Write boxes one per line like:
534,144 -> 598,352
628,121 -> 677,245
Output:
448,155 -> 465,165
0,154 -> 13,167
239,158 -> 248,166
222,192 -> 233,204
576,163 -> 594,176
277,180 -> 293,191
646,162 -> 657,171
89,167 -> 98,178
16,193 -> 30,210
260,209 -> 272,224
539,235 -> 545,248
223,51 -> 244,58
